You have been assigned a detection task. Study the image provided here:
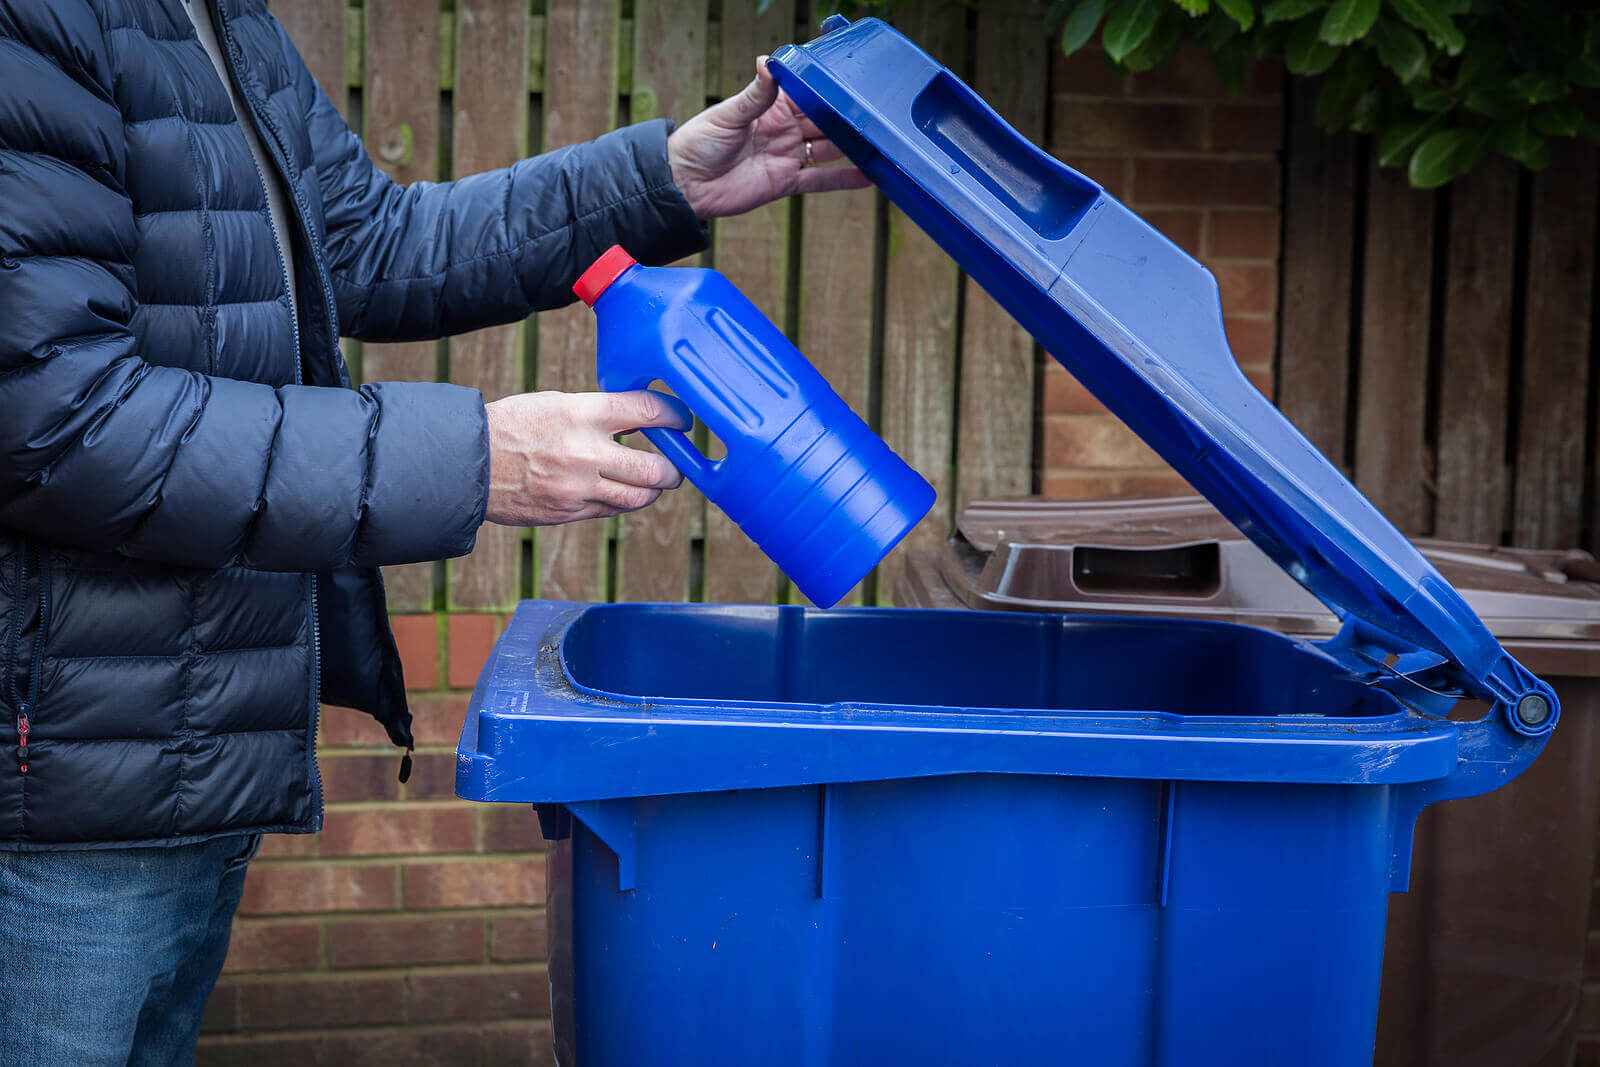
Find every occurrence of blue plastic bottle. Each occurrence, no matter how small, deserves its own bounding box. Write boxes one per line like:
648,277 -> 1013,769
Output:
575,245 -> 936,608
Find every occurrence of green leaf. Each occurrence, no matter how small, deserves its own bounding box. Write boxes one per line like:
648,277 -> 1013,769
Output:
1211,36 -> 1247,92
1378,112 -> 1447,167
1102,0 -> 1164,62
1174,0 -> 1211,15
754,0 -> 774,14
1262,0 -> 1321,24
1316,49 -> 1377,129
1389,0 -> 1465,56
1464,79 -> 1525,120
1122,10 -> 1183,70
1509,72 -> 1565,105
1060,0 -> 1110,55
1408,128 -> 1489,187
1195,7 -> 1241,47
1496,117 -> 1550,169
1351,89 -> 1384,133
1285,16 -> 1340,75
1319,0 -> 1378,46
1451,30 -> 1506,92
1214,0 -> 1256,32
1370,19 -> 1428,83
1532,101 -> 1583,137
1408,80 -> 1453,112
1568,53 -> 1600,90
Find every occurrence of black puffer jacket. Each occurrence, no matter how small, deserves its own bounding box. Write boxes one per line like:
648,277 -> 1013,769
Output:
0,0 -> 704,847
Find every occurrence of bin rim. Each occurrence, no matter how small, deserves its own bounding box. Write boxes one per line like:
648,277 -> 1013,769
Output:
767,17 -> 1558,735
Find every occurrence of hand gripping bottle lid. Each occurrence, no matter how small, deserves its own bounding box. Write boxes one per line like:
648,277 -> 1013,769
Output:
576,245 -> 936,608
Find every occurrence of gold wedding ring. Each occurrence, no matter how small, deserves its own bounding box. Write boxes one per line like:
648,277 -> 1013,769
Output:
803,139 -> 815,167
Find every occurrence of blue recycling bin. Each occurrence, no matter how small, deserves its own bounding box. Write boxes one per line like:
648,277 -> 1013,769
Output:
456,16 -> 1559,1066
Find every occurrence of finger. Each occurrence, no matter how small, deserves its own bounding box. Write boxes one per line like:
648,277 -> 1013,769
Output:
601,390 -> 694,433
779,95 -> 828,141
598,441 -> 683,490
589,478 -> 664,514
793,165 -> 873,195
805,138 -> 848,165
711,55 -> 779,128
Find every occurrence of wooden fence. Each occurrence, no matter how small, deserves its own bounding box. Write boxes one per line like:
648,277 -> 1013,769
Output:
1280,81 -> 1600,555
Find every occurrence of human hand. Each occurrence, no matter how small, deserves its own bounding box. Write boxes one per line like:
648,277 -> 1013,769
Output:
667,56 -> 871,220
484,391 -> 689,526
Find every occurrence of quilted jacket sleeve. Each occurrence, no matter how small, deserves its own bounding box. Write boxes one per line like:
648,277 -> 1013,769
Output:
285,24 -> 708,343
0,6 -> 488,572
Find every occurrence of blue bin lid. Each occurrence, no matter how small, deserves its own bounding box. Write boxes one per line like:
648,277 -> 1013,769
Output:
769,17 -> 1557,731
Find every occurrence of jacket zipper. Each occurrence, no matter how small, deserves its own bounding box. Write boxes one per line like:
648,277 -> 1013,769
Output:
7,542 -> 49,777
207,0 -> 330,825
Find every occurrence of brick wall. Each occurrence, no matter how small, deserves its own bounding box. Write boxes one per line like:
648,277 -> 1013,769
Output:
1039,45 -> 1283,497
198,23 -> 1289,1067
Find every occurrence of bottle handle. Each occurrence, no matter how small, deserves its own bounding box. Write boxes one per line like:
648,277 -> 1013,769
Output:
637,392 -> 721,495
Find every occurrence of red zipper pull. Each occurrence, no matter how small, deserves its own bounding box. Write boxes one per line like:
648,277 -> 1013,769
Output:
17,712 -> 29,775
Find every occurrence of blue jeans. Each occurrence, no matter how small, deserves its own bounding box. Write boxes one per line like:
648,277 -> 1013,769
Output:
0,833 -> 260,1066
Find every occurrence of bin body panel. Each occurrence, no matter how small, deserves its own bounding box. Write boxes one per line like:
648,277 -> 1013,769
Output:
553,774 -> 1401,1066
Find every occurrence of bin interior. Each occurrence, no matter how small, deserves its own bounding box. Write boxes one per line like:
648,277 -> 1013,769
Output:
560,603 -> 1395,719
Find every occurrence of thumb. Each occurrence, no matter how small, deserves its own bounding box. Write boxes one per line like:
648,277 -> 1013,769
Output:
712,55 -> 779,128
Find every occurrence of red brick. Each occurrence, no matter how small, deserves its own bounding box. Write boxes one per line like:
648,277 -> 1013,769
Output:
319,706 -> 391,747
1051,46 -> 1126,96
1128,45 -> 1224,98
1061,153 -> 1130,200
1053,101 -> 1206,152
1040,471 -> 1126,499
1121,469 -> 1194,494
327,915 -> 485,969
1209,210 -> 1279,260
1245,367 -> 1276,399
320,753 -> 401,802
1045,414 -> 1163,468
238,862 -> 399,916
409,692 -> 472,746
1224,316 -> 1277,368
448,613 -> 499,689
403,751 -> 461,800
1139,209 -> 1203,258
320,804 -> 477,857
1042,367 -> 1105,414
197,1029 -> 481,1067
480,804 -> 548,852
404,858 -> 547,909
1579,1039 -> 1600,1067
256,833 -> 318,859
201,983 -> 239,1034
406,965 -> 550,1022
483,1022 -> 557,1066
1210,103 -> 1282,153
389,613 -> 440,691
490,912 -> 550,962
236,974 -> 407,1029
222,920 -> 323,974
1584,982 -> 1600,1032
1132,158 -> 1277,208
1214,263 -> 1277,316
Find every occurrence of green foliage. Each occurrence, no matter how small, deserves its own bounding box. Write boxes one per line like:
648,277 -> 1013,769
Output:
1034,0 -> 1600,187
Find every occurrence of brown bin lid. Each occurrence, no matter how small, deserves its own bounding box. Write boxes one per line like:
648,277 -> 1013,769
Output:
919,494 -> 1600,677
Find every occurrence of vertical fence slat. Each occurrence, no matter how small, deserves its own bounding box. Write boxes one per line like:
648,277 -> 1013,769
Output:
701,0 -> 794,604
1434,158 -> 1517,543
1355,166 -> 1434,536
957,0 -> 1047,509
618,0 -> 707,603
362,0 -> 442,610
876,3 -> 965,599
535,0 -> 619,602
271,0 -> 346,113
1513,142 -> 1598,549
447,0 -> 529,611
1276,81 -> 1355,467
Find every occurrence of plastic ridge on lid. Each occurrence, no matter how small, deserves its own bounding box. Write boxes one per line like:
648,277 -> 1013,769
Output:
767,16 -> 1559,733
574,245 -> 638,306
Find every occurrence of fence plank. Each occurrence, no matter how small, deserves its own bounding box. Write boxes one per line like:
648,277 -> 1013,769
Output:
1513,142 -> 1597,549
272,0 -> 346,113
1354,165 -> 1434,536
797,186 -> 876,605
447,0 -> 529,611
957,0 -> 1047,510
876,3 -> 966,599
1434,158 -> 1517,544
362,0 -> 441,611
701,0 -> 795,604
616,0 -> 707,603
534,0 -> 619,602
1276,81 -> 1355,467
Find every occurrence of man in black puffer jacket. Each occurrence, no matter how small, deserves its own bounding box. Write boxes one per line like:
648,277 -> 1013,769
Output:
0,0 -> 866,1061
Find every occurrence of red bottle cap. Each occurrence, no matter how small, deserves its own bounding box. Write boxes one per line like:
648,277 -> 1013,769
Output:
573,245 -> 638,307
